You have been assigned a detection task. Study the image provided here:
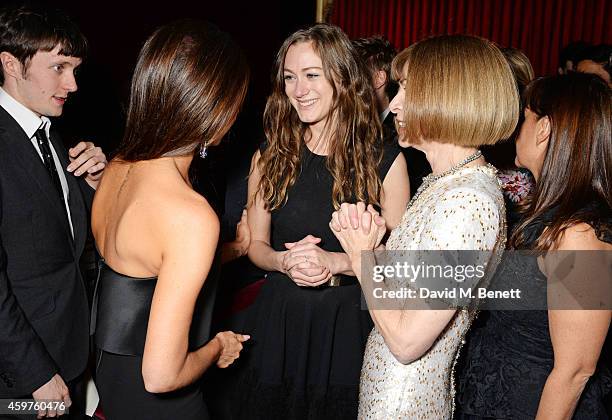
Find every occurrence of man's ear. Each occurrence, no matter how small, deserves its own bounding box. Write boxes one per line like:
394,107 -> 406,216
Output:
373,69 -> 387,90
535,115 -> 551,146
0,52 -> 23,81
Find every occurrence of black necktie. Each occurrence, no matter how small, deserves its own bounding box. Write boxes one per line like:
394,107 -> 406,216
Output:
34,128 -> 63,197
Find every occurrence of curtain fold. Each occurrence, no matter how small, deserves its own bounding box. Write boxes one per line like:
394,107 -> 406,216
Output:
329,0 -> 612,76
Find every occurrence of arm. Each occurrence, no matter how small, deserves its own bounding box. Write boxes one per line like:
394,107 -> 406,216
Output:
246,151 -> 333,285
351,250 -> 455,364
380,153 -> 410,230
0,182 -> 66,400
333,188 -> 501,364
246,150 -> 286,273
276,153 -> 410,278
331,202 -> 455,364
141,201 -> 247,393
536,224 -> 612,419
0,235 -> 63,392
220,209 -> 250,264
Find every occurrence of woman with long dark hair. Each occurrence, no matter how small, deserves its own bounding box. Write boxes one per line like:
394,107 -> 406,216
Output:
224,24 -> 409,419
457,73 -> 612,419
91,20 -> 249,419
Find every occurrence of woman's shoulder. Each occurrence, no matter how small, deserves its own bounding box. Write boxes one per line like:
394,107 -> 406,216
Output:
555,222 -> 612,250
441,165 -> 504,205
125,173 -> 217,244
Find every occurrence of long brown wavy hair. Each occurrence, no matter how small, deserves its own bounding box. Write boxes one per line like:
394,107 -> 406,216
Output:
510,73 -> 612,250
257,24 -> 383,210
115,20 -> 249,161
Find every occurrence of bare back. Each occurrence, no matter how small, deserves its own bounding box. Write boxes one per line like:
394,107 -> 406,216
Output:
92,158 -> 218,278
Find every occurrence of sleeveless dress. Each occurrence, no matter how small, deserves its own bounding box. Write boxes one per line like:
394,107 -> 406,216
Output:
223,143 -> 401,420
456,202 -> 612,420
358,165 -> 507,419
92,260 -> 213,420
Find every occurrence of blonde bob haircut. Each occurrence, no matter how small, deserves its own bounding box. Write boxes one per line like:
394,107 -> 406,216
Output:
392,34 -> 519,146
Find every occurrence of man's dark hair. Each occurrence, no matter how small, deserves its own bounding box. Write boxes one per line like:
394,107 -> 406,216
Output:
580,44 -> 612,78
557,41 -> 590,73
0,6 -> 87,84
352,35 -> 398,99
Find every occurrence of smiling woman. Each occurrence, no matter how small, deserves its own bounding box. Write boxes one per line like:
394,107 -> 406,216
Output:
216,23 -> 410,420
282,42 -> 334,129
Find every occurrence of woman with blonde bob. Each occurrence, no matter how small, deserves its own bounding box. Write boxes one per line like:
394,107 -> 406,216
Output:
91,20 -> 249,419
225,24 -> 409,419
330,34 -> 516,418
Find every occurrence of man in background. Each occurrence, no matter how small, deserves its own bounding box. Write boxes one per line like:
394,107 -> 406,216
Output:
353,36 -> 431,195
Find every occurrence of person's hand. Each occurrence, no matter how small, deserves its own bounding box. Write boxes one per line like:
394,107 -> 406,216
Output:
31,374 -> 71,418
282,235 -> 335,287
330,203 -> 386,260
214,331 -> 250,368
235,209 -> 251,256
285,260 -> 331,287
67,141 -> 107,189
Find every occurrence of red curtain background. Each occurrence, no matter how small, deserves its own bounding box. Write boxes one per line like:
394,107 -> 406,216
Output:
328,0 -> 612,76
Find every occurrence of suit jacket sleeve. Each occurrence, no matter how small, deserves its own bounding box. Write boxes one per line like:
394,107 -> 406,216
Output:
78,177 -> 95,214
0,184 -> 57,397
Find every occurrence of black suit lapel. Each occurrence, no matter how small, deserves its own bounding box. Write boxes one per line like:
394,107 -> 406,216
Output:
48,130 -> 87,253
0,109 -> 74,246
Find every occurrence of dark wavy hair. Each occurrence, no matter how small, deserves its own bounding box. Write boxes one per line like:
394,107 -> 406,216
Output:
115,20 -> 249,161
257,23 -> 382,210
0,5 -> 87,84
510,73 -> 611,250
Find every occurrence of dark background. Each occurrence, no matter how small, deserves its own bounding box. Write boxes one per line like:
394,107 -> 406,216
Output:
8,0 -> 317,155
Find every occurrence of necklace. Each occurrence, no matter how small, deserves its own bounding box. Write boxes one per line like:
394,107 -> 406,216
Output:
407,150 -> 483,210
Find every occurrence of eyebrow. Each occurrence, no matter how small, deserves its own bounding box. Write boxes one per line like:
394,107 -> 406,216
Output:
50,59 -> 81,67
283,66 -> 323,73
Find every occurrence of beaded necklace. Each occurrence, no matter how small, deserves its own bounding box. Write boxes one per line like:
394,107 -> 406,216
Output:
407,150 -> 483,210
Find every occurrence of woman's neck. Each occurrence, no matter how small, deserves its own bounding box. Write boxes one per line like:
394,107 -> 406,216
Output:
419,141 -> 484,175
141,154 -> 193,184
173,155 -> 193,182
305,120 -> 332,155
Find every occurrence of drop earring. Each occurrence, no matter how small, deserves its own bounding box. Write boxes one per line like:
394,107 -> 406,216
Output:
199,143 -> 208,159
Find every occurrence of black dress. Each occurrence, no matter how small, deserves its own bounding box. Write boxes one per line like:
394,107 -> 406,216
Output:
222,143 -> 401,420
92,260 -> 212,420
456,204 -> 612,420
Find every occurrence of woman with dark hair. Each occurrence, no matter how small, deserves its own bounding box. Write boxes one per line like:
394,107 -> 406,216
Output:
225,23 -> 409,419
329,34 -> 513,418
457,73 -> 612,419
91,20 -> 249,419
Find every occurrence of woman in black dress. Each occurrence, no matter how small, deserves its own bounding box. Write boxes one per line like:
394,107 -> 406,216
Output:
224,24 -> 410,419
91,20 -> 250,419
457,73 -> 612,419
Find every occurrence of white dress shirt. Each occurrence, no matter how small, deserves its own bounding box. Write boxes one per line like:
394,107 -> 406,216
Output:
380,107 -> 391,122
0,87 -> 74,237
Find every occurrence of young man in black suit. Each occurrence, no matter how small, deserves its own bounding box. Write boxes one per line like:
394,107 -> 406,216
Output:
0,6 -> 106,418
352,36 -> 431,195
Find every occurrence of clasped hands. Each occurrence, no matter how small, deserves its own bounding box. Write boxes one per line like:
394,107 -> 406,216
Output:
329,202 -> 386,264
281,203 -> 386,287
281,235 -> 334,287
